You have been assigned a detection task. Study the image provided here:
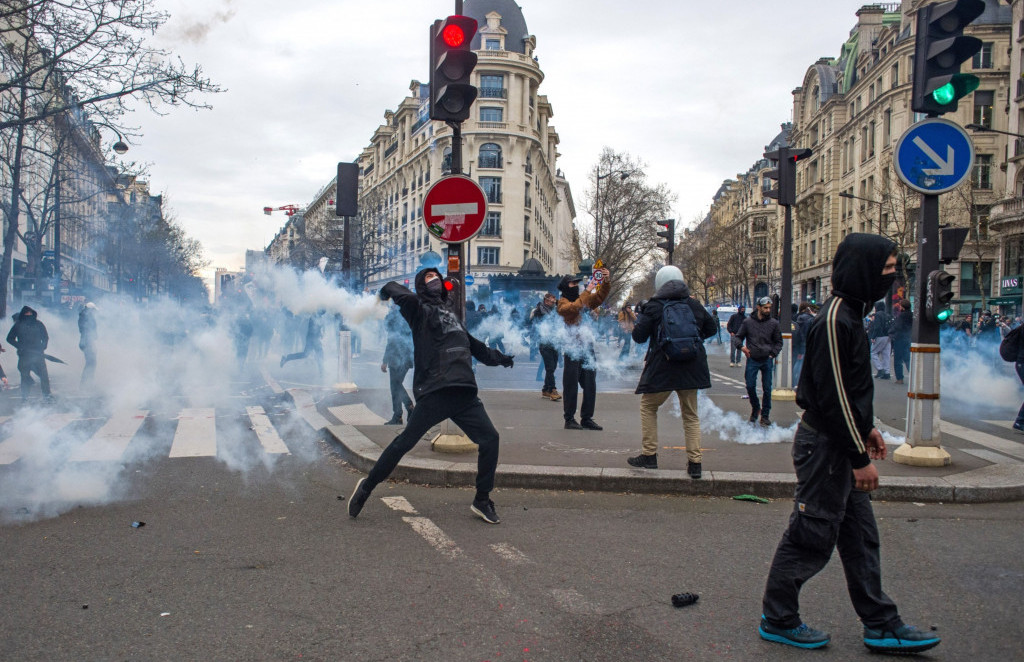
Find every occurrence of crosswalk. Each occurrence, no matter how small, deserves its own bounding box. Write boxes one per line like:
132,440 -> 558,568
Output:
0,405 -> 295,466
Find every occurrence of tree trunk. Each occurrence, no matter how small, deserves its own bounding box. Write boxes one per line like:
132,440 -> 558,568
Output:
1,121 -> 28,320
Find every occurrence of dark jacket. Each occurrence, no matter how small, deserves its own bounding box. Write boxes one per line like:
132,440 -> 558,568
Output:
632,280 -> 718,393
381,268 -> 509,399
736,312 -> 782,360
793,311 -> 815,353
381,307 -> 413,370
7,306 -> 48,355
868,303 -> 891,340
893,308 -> 913,341
78,306 -> 97,349
798,233 -> 896,470
726,310 -> 746,334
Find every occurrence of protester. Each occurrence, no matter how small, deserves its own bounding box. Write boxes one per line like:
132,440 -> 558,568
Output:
381,304 -> 415,425
78,301 -> 98,388
556,267 -> 611,430
530,292 -> 561,401
710,308 -> 723,344
792,302 -> 815,385
349,268 -> 515,524
892,299 -> 913,385
736,297 -> 782,426
617,303 -> 637,359
868,301 -> 892,380
280,311 -> 325,379
999,321 -> 1024,433
759,233 -> 940,654
627,266 -> 717,477
7,306 -> 52,402
727,305 -> 747,367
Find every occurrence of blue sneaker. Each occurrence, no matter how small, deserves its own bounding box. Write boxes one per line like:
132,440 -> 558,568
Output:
863,624 -> 940,654
759,618 -> 830,649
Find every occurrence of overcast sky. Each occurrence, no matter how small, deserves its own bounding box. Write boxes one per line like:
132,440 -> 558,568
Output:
126,0 -> 868,274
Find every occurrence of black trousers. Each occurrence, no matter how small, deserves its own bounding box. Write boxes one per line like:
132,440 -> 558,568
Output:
892,336 -> 911,381
18,352 -> 50,399
762,424 -> 900,630
366,386 -> 499,496
539,344 -> 558,392
388,364 -> 413,418
562,353 -> 596,422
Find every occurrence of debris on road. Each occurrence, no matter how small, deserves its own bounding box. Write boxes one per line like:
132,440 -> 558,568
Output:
131,521 -> 145,528
672,593 -> 699,608
732,494 -> 770,504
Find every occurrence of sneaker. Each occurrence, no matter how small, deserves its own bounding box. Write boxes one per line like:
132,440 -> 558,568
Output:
863,624 -> 940,654
384,415 -> 402,425
687,461 -> 702,479
894,379 -> 904,384
748,410 -> 760,423
627,453 -> 658,469
541,390 -> 551,399
1013,422 -> 1024,434
760,417 -> 771,428
581,418 -> 603,431
348,478 -> 370,518
279,355 -> 287,368
759,618 -> 830,649
471,498 -> 500,524
548,389 -> 562,401
564,419 -> 584,430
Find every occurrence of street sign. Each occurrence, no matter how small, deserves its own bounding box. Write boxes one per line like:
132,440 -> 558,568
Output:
423,175 -> 487,243
464,274 -> 475,286
43,250 -> 55,258
894,118 -> 974,194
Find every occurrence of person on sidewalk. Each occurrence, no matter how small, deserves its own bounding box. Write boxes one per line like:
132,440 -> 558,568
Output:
727,305 -> 746,366
868,301 -> 892,380
7,306 -> 52,403
556,268 -> 611,430
627,266 -> 717,477
891,299 -> 913,385
1000,321 -> 1024,433
792,302 -> 815,386
380,304 -> 414,425
280,311 -> 325,379
736,297 -> 782,427
617,303 -> 637,359
78,301 -> 98,388
530,292 -> 561,401
349,268 -> 515,524
759,233 -> 940,654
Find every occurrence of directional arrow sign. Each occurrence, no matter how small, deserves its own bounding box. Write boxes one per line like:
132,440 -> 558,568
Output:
895,118 -> 974,194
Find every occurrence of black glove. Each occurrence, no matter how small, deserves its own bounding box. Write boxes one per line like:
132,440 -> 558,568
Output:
378,289 -> 389,301
499,354 -> 515,368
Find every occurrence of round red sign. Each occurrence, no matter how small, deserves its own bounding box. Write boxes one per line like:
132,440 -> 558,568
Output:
422,175 -> 488,243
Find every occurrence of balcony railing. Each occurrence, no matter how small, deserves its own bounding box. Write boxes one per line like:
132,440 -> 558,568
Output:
384,142 -> 397,157
478,156 -> 502,169
478,122 -> 508,130
484,191 -> 502,204
479,87 -> 507,99
480,225 -> 502,237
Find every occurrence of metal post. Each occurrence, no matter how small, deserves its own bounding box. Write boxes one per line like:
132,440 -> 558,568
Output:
53,173 -> 61,298
896,192 -> 950,466
342,216 -> 351,282
774,203 -> 795,398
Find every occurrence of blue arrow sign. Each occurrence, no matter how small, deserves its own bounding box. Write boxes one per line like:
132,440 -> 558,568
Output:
894,118 -> 974,194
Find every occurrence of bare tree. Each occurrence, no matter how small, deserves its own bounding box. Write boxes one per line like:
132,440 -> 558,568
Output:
675,214 -> 724,304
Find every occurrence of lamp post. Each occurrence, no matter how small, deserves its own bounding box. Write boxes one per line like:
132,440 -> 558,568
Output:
594,166 -> 634,256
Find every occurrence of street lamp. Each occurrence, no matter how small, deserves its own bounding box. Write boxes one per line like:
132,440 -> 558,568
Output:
594,166 -> 635,255
838,190 -> 885,232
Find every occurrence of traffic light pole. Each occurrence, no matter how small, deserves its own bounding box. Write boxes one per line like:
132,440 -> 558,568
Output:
773,201 -> 795,400
446,120 -> 466,323
896,192 -> 951,466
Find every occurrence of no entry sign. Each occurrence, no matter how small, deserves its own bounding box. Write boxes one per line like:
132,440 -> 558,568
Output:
422,175 -> 487,243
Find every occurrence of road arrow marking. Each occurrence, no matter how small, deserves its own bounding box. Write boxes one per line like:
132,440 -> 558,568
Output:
913,137 -> 955,176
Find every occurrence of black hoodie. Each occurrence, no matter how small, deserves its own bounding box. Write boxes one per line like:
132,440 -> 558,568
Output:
7,305 -> 48,355
380,268 -> 509,399
798,234 -> 895,470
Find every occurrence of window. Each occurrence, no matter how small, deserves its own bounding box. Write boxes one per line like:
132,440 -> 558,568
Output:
478,247 -> 500,265
972,205 -> 991,240
960,262 -> 992,297
973,90 -> 994,129
480,107 -> 503,122
442,147 -> 452,175
890,63 -> 899,89
752,216 -> 768,233
478,143 -> 502,169
482,212 -> 501,237
972,42 -> 993,69
480,176 -> 502,203
480,74 -> 505,98
524,182 -> 532,209
525,153 -> 533,175
972,154 -> 993,189
485,38 -> 501,50
1005,235 -> 1024,276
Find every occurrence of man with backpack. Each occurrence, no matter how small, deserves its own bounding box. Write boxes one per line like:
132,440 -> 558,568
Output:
868,301 -> 892,380
627,266 -> 717,477
737,297 -> 782,427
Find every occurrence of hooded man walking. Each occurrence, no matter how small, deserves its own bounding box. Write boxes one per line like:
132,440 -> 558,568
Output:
758,233 -> 940,654
7,306 -> 52,402
627,266 -> 717,477
349,268 -> 515,524
556,268 -> 610,430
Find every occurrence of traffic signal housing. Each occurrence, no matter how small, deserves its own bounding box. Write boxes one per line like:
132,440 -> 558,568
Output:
911,0 -> 985,116
763,147 -> 812,206
429,15 -> 479,122
656,219 -> 675,264
925,270 -> 955,323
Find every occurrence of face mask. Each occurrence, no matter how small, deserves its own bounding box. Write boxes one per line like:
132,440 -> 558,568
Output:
425,279 -> 443,294
873,273 -> 896,303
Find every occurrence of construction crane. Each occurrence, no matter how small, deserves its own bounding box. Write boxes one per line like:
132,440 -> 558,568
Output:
263,204 -> 302,216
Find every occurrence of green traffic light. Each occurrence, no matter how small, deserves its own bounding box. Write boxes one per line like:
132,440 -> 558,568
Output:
936,308 -> 953,322
929,74 -> 980,107
932,83 -> 956,106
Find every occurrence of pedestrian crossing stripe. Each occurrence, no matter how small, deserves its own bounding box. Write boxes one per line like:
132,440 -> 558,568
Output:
0,413 -> 78,465
247,406 -> 290,454
68,410 -> 149,462
169,408 -> 217,458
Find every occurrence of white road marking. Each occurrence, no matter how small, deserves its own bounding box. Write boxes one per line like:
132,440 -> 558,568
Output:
246,406 -> 290,454
490,542 -> 531,565
288,389 -> 332,430
940,420 -> 1024,461
329,404 -> 388,426
0,413 -> 78,465
381,496 -> 418,513
169,408 -> 217,458
402,516 -> 463,560
960,448 -> 1022,465
982,420 -> 1016,431
69,410 -> 148,462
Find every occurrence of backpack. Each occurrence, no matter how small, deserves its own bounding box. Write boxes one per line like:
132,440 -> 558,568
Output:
657,300 -> 702,362
999,325 -> 1023,362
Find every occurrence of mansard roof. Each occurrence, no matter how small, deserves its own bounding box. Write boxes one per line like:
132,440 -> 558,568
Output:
464,0 -> 531,54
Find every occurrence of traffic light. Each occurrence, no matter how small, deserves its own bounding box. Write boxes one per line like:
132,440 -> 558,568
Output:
656,219 -> 675,264
911,0 -> 985,116
925,270 -> 955,323
429,15 -> 478,122
939,226 -> 970,264
335,162 -> 359,217
763,147 -> 813,206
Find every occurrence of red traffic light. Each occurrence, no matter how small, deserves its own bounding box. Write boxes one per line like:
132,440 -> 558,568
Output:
444,280 -> 454,291
442,24 -> 465,47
